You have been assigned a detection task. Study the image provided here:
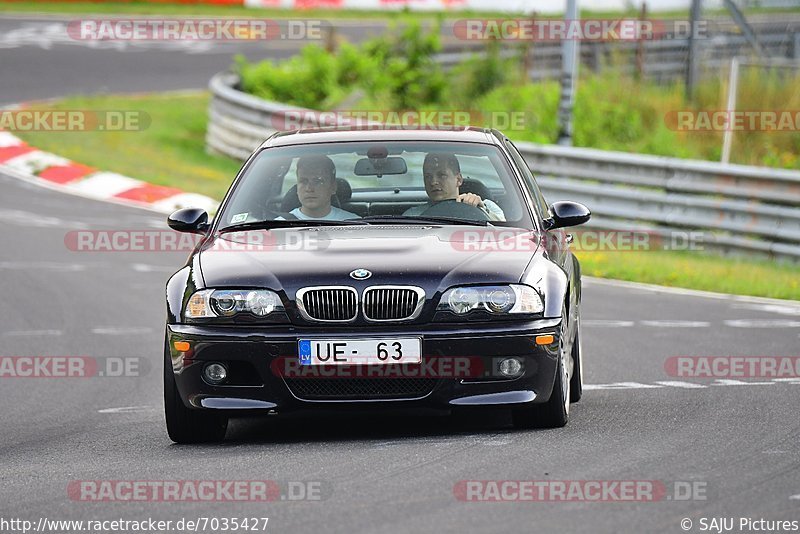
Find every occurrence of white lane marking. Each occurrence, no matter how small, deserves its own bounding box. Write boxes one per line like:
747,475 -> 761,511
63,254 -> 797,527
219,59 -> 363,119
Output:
582,320 -> 635,327
583,318 -> 799,328
2,329 -> 62,336
790,494 -> 800,500
0,208 -> 87,229
724,319 -> 800,328
584,276 -> 800,306
373,435 -> 514,450
640,320 -> 710,328
98,406 -> 154,414
586,378 -> 797,391
0,261 -> 86,271
710,379 -> 777,386
731,303 -> 800,316
654,381 -> 707,389
131,263 -> 177,273
584,382 -> 664,390
91,327 -> 153,335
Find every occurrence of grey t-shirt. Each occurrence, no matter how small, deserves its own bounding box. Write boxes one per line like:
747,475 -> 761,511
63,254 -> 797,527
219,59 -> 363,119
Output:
278,206 -> 360,220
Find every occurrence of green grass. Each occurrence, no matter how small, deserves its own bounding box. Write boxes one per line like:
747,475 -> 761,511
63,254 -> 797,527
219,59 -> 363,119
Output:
10,91 -> 799,300
577,250 -> 800,301
2,1 -> 798,19
13,92 -> 241,199
444,65 -> 800,169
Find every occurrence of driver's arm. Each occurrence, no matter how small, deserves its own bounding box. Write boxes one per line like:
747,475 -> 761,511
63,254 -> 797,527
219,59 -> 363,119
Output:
456,193 -> 505,221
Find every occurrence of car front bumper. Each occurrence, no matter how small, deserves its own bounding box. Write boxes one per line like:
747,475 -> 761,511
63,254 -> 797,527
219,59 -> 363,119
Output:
166,318 -> 562,415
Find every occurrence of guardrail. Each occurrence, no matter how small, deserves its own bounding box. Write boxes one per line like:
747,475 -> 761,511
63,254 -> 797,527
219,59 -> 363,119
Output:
436,20 -> 800,82
207,72 -> 800,260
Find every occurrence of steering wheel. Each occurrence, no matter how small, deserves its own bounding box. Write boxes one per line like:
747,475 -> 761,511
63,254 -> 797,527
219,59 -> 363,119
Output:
420,199 -> 490,222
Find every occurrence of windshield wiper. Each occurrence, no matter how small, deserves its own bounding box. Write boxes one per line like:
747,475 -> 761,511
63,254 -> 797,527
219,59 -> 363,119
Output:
359,215 -> 491,227
218,219 -> 368,233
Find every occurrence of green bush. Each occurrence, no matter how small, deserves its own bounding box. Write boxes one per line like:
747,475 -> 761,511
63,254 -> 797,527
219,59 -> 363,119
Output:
235,45 -> 343,109
361,21 -> 446,110
447,41 -> 523,107
236,21 -> 446,111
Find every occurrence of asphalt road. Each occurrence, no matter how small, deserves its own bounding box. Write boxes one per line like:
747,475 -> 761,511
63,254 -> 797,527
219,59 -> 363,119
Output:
1,11 -> 799,534
0,15 -> 395,105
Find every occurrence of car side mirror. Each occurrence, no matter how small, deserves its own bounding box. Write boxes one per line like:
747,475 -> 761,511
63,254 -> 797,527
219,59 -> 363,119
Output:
168,208 -> 209,234
544,201 -> 591,230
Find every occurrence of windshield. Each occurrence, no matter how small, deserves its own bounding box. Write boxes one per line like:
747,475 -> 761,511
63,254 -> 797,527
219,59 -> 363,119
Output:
217,141 -> 532,230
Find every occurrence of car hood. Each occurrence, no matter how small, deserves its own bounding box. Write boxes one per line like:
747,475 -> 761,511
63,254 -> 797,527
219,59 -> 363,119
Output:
198,225 -> 540,295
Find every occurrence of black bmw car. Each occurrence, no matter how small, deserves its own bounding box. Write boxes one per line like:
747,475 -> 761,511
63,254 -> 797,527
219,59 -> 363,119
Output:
164,127 -> 591,443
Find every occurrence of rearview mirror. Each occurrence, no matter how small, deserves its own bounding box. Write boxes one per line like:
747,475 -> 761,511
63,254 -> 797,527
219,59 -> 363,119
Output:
354,156 -> 408,177
544,201 -> 591,230
168,208 -> 209,234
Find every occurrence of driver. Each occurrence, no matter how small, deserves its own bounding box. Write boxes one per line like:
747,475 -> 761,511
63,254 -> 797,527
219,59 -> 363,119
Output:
279,155 -> 359,220
403,152 -> 505,221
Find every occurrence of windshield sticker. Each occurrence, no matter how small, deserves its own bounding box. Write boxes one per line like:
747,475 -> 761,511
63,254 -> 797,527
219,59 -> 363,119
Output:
230,213 -> 248,224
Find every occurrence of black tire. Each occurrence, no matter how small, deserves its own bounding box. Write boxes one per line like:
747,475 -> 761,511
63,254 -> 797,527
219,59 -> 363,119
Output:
569,316 -> 583,403
164,341 -> 228,444
512,308 -> 570,429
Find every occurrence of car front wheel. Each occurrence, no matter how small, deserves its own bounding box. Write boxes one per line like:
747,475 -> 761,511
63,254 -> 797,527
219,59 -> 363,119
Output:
569,315 -> 583,403
164,341 -> 228,444
511,309 -> 570,429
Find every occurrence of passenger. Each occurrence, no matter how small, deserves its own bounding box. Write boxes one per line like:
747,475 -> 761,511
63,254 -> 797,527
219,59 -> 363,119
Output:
404,152 -> 505,221
281,155 -> 359,220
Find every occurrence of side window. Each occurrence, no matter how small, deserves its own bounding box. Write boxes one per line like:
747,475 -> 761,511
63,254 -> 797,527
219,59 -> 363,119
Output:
504,140 -> 550,218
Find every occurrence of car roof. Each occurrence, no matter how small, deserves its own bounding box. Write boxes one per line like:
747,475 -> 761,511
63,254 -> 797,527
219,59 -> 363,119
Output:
260,126 -> 503,148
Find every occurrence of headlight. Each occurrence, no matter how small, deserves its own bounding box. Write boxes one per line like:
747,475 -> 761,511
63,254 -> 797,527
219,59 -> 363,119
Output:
185,289 -> 284,319
438,285 -> 543,315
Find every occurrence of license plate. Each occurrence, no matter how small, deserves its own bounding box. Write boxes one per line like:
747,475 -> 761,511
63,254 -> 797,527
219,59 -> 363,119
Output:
298,338 -> 422,365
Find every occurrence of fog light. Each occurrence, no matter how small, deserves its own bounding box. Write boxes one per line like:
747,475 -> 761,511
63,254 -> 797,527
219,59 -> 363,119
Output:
499,358 -> 523,377
203,363 -> 227,384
